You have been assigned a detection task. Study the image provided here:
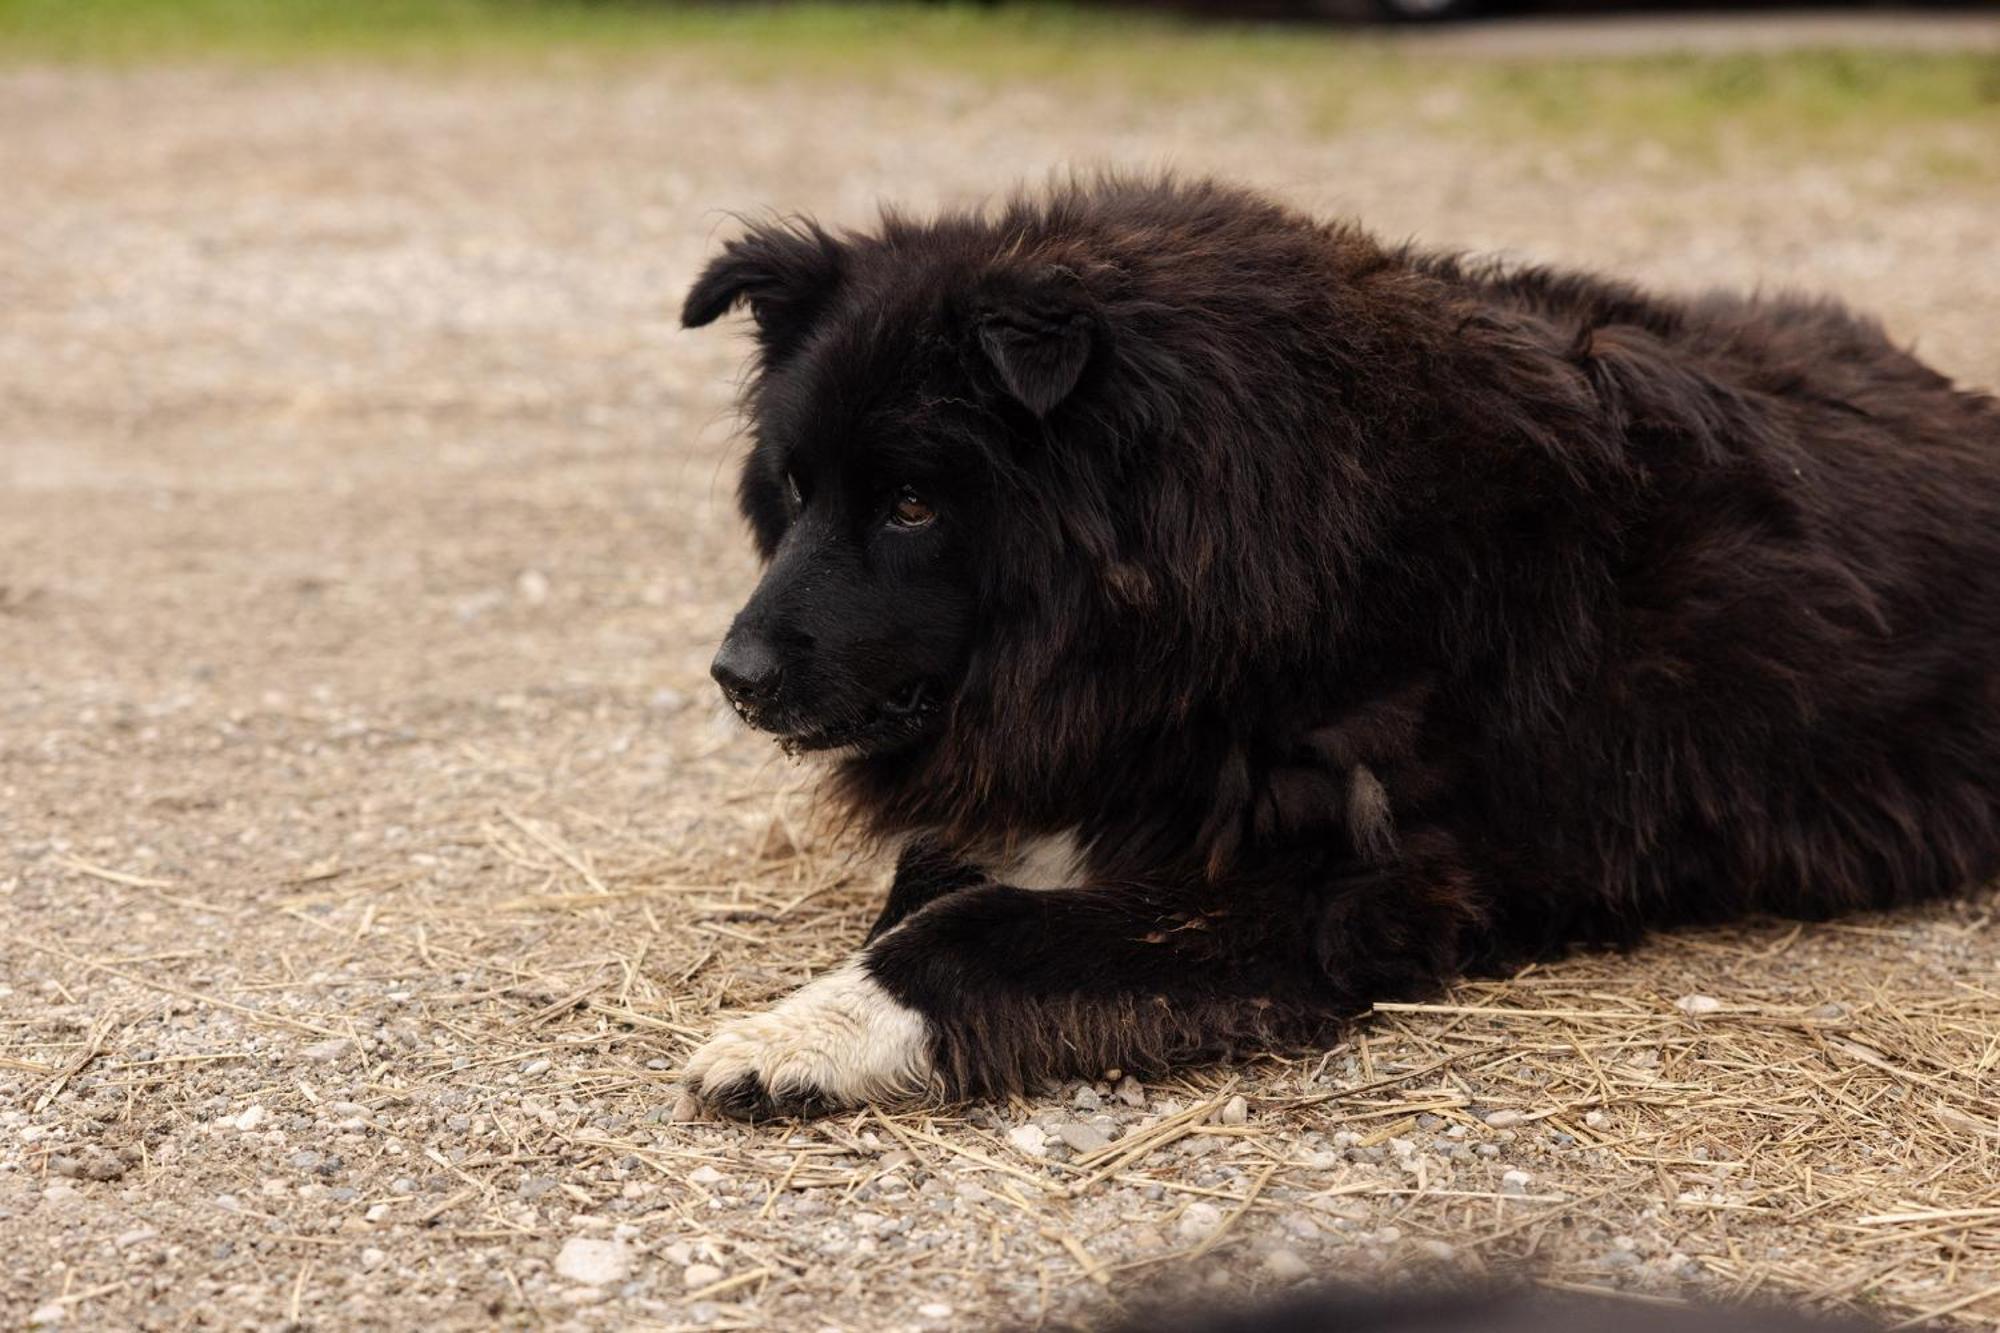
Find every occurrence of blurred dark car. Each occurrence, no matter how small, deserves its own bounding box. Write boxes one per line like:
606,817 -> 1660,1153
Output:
1134,0 -> 1987,24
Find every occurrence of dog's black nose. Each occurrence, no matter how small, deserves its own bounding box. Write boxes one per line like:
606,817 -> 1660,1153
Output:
711,633 -> 782,709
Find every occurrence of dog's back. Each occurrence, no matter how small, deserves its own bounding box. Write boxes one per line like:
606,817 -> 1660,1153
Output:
1427,251 -> 2000,952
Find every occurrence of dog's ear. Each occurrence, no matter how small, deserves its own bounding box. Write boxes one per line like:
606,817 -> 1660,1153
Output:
681,219 -> 843,358
975,265 -> 1099,417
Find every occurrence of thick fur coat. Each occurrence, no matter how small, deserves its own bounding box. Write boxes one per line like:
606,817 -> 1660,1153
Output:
679,177 -> 2000,1118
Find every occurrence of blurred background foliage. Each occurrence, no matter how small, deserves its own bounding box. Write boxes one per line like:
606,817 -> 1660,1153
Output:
2,1 -> 1997,165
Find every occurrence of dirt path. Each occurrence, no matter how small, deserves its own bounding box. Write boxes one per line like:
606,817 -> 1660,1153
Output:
3,61 -> 1997,1332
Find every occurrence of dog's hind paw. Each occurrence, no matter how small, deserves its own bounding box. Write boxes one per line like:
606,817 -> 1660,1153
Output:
681,962 -> 935,1121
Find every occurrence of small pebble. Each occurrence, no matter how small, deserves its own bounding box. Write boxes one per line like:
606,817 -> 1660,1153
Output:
1501,1169 -> 1533,1194
555,1237 -> 630,1286
50,1151 -> 126,1182
1484,1109 -> 1525,1128
1263,1248 -> 1311,1281
1007,1124 -> 1049,1157
1676,994 -> 1723,1015
683,1262 -> 725,1289
1218,1095 -> 1249,1126
1056,1122 -> 1110,1155
1177,1200 -> 1224,1241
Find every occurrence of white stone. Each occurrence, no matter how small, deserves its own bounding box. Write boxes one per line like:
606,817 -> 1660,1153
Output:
554,1236 -> 630,1286
1501,1169 -> 1533,1194
683,1262 -> 724,1289
1177,1200 -> 1224,1241
1676,994 -> 1723,1015
1007,1124 -> 1049,1157
233,1104 -> 267,1131
1263,1248 -> 1311,1280
688,1165 -> 725,1186
1484,1109 -> 1525,1128
1218,1095 -> 1249,1126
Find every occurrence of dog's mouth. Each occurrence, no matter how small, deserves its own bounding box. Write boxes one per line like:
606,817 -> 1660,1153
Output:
750,678 -> 944,758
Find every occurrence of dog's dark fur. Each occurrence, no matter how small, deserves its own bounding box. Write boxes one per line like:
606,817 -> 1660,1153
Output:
1099,1285 -> 1918,1333
684,176 -> 2000,1112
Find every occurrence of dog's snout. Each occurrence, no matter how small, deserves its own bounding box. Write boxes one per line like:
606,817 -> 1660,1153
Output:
711,632 -> 783,709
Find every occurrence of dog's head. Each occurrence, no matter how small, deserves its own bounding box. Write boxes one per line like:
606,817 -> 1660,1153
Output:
682,212 -> 1108,760
680,181 -> 1438,847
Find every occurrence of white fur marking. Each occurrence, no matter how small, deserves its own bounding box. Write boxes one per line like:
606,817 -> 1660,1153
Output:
683,961 -> 933,1108
990,829 -> 1089,891
1348,764 -> 1397,862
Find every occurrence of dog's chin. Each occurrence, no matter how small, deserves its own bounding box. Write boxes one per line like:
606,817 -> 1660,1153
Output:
753,680 -> 946,760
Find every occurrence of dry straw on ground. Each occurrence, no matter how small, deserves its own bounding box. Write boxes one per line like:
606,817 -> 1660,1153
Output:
4,39 -> 1999,1332
11,793 -> 1998,1330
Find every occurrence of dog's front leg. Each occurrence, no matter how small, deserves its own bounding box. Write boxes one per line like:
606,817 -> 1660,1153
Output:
683,879 -> 1340,1119
864,833 -> 987,943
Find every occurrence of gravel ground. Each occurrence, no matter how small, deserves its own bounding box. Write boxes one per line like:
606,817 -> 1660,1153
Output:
3,53 -> 1998,1333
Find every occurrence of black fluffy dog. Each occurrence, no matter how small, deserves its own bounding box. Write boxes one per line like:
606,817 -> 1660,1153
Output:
679,176 -> 2000,1119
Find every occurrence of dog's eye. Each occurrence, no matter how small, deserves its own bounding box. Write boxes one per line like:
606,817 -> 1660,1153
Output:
887,487 -> 936,531
783,472 -> 803,513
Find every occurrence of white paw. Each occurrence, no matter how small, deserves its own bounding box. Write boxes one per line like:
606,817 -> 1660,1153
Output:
682,962 -> 935,1120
